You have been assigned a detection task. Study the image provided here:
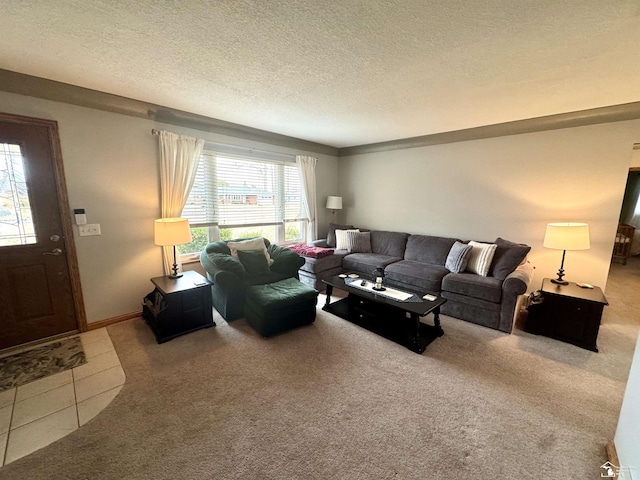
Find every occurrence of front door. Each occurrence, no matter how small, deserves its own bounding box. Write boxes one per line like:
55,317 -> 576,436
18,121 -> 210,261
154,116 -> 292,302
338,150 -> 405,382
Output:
0,113 -> 86,350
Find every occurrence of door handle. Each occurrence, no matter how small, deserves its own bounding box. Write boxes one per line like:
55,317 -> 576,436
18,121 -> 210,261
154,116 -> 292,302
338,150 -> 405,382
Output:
42,248 -> 63,256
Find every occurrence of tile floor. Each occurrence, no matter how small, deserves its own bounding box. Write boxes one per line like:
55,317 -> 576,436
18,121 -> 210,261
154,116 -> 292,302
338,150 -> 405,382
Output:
0,328 -> 125,466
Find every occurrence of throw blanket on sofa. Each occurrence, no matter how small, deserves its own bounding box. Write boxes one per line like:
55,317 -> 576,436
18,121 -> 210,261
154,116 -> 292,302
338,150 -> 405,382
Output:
288,245 -> 335,258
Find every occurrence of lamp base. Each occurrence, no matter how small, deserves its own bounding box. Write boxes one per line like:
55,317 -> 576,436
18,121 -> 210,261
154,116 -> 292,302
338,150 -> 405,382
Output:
372,286 -> 386,291
551,262 -> 568,285
168,246 -> 182,279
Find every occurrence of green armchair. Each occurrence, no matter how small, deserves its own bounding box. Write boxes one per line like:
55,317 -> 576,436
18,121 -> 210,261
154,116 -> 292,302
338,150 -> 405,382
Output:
200,238 -> 305,321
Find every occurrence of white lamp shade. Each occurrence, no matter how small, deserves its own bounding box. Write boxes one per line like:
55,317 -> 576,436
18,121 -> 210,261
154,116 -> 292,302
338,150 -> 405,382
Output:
326,196 -> 342,210
543,223 -> 590,250
154,218 -> 192,246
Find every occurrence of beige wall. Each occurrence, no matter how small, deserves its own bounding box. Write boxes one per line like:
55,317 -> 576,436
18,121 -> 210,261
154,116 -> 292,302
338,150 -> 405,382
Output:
0,91 -> 338,324
3,86 -> 638,321
339,121 -> 640,291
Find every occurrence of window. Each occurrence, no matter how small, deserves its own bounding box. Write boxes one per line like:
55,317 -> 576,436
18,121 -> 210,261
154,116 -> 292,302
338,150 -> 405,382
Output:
0,143 -> 36,246
179,150 -> 306,254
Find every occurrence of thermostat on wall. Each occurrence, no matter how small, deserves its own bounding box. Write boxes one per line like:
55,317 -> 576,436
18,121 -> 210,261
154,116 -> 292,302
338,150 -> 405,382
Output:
74,208 -> 87,225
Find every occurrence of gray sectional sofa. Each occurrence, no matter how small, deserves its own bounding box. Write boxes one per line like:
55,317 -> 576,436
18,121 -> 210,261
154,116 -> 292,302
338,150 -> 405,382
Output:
299,225 -> 534,333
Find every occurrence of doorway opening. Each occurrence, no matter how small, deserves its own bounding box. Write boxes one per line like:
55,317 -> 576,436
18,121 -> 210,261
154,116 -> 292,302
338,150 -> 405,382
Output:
613,166 -> 640,267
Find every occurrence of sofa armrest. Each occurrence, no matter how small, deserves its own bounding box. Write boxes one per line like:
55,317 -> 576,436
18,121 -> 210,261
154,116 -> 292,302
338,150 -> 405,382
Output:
310,239 -> 329,248
268,244 -> 305,277
212,270 -> 244,289
498,260 -> 534,333
199,251 -> 244,290
503,260 -> 535,295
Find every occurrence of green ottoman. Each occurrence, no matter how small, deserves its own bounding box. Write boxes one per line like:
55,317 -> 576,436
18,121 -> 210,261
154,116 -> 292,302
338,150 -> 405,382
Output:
244,278 -> 319,337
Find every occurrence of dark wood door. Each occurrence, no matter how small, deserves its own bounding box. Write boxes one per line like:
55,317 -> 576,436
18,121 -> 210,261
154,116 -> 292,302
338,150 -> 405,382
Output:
0,113 -> 86,349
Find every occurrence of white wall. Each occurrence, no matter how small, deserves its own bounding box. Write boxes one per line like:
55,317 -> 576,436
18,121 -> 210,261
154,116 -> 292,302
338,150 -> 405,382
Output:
615,333 -> 640,480
339,121 -> 640,291
0,91 -> 339,323
614,146 -> 640,480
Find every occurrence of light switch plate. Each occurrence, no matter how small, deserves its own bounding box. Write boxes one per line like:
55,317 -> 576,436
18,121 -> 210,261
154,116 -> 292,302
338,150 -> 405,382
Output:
78,224 -> 101,236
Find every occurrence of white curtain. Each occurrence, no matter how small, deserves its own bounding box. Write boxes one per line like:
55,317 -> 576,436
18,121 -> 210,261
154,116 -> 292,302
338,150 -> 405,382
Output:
158,130 -> 205,274
296,155 -> 318,242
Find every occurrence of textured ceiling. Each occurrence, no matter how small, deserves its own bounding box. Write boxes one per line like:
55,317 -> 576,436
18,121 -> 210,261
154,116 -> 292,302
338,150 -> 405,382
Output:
1,0 -> 640,148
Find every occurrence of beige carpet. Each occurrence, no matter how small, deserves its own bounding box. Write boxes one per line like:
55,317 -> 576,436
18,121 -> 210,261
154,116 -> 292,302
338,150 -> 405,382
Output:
1,260 -> 638,480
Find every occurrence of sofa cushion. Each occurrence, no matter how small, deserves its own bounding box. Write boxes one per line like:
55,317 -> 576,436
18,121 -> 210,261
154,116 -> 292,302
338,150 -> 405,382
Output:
299,252 -> 348,274
384,260 -> 449,293
441,272 -> 503,303
327,223 -> 355,248
490,238 -> 531,280
445,241 -> 472,273
347,231 -> 372,253
466,241 -> 497,277
242,271 -> 292,286
370,231 -> 410,257
342,253 -> 402,275
405,235 -> 458,265
441,291 -> 502,312
237,249 -> 271,276
245,277 -> 318,307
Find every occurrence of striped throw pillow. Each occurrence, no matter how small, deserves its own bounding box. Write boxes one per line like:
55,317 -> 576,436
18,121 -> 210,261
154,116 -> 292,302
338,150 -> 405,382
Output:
445,241 -> 472,273
346,231 -> 372,253
466,241 -> 498,277
335,229 -> 359,250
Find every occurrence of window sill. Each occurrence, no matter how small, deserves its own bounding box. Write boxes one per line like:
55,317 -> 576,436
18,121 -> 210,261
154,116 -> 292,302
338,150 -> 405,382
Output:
180,253 -> 201,264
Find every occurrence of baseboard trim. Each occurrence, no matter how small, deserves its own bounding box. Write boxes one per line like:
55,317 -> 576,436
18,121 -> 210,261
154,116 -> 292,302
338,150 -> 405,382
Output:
88,311 -> 142,330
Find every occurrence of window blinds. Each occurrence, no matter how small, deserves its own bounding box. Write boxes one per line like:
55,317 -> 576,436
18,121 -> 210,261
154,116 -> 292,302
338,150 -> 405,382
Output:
182,151 -> 304,228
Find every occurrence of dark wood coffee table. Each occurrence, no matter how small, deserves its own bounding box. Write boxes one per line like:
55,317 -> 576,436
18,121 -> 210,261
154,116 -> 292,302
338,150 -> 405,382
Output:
322,275 -> 446,354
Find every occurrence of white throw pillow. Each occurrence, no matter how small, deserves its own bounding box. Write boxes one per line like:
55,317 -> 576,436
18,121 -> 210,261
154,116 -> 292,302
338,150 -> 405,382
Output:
227,237 -> 273,265
335,229 -> 359,250
466,241 -> 497,277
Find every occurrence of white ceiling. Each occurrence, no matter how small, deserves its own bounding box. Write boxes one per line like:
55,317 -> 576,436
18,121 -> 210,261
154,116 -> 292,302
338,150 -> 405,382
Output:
1,1 -> 640,148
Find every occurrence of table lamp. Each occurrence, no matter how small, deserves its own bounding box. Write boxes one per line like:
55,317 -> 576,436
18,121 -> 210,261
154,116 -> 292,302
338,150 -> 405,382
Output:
154,218 -> 192,278
326,196 -> 342,216
543,222 -> 590,285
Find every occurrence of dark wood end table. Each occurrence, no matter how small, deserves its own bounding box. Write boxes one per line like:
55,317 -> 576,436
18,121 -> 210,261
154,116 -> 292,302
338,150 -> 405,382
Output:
142,270 -> 216,343
525,278 -> 608,352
